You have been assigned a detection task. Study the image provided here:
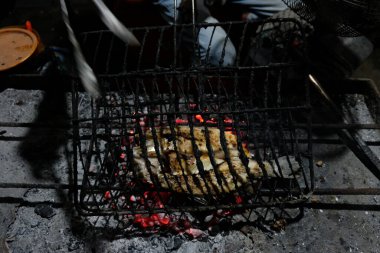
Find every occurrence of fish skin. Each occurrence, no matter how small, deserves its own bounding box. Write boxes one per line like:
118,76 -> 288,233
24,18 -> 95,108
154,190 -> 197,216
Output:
133,126 -> 278,195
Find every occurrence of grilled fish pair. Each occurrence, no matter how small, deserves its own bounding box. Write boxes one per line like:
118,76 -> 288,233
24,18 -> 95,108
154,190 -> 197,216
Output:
133,126 -> 296,195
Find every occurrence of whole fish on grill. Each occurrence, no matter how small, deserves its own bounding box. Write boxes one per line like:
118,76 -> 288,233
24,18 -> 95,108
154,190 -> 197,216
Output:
132,126 -> 298,195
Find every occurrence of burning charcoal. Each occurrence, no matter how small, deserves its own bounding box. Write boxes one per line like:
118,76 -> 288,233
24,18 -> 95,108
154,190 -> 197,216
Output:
34,204 -> 56,219
104,191 -> 112,200
195,114 -> 204,122
235,195 -> 243,204
129,195 -> 136,202
159,217 -> 170,225
184,228 -> 206,239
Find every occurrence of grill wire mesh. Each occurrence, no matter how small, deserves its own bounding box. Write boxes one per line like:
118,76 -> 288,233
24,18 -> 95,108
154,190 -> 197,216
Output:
282,0 -> 380,37
71,19 -> 314,235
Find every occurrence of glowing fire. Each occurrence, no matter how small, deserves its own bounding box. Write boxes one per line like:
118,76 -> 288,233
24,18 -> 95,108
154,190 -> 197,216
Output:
175,118 -> 188,124
195,114 -> 204,123
101,105 -> 249,234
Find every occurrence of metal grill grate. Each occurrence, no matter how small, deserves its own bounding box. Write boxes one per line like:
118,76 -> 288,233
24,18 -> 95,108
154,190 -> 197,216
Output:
282,0 -> 380,37
71,19 -> 314,234
78,19 -> 305,73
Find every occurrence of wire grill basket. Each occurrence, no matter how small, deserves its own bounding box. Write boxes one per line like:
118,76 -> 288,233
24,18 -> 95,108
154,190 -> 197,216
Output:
282,0 -> 380,37
78,18 -> 305,73
71,19 -> 314,235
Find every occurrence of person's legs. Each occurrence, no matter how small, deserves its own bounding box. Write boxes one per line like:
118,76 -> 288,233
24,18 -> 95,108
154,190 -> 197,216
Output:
153,0 -> 181,24
154,0 -> 236,66
228,0 -> 287,21
198,16 -> 236,66
197,0 -> 288,65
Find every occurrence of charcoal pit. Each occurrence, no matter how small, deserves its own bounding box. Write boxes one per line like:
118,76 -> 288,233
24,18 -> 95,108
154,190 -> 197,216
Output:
0,3 -> 380,252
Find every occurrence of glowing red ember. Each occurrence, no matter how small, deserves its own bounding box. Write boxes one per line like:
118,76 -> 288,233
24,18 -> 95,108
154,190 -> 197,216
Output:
104,191 -> 111,200
195,114 -> 204,123
175,118 -> 188,124
112,114 -> 249,234
235,195 -> 243,204
159,217 -> 170,225
224,118 -> 233,124
185,228 -> 205,238
130,195 -> 136,202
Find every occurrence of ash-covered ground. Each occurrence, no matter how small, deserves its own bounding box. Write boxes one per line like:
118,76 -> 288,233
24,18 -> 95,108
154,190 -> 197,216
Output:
0,88 -> 379,253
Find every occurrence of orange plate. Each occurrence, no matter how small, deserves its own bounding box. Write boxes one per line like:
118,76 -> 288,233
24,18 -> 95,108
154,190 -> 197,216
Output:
0,27 -> 39,71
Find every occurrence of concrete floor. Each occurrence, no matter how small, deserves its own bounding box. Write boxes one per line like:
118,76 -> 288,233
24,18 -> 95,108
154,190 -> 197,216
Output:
0,88 -> 379,253
354,49 -> 380,92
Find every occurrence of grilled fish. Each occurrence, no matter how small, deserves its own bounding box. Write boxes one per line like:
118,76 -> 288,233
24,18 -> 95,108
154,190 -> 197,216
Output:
132,126 -> 295,195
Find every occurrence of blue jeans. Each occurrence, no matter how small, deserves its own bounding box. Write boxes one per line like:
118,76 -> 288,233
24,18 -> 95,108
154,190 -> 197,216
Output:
154,0 -> 287,66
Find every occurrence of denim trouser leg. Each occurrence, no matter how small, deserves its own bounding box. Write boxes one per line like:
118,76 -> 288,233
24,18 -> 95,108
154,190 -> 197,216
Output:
154,0 -> 287,66
228,0 -> 287,21
153,0 -> 182,24
198,16 -> 236,66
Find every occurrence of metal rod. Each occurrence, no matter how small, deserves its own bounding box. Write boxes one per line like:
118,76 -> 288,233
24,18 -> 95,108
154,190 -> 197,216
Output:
173,0 -> 177,67
95,63 -> 299,77
295,123 -> 380,130
0,121 -> 378,130
2,181 -> 379,197
0,134 -> 378,147
79,18 -> 300,33
1,197 -> 379,212
0,122 -> 71,128
309,74 -> 380,180
72,105 -> 310,123
302,203 -> 380,211
0,182 -> 73,190
313,188 -> 380,195
0,197 -> 66,208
